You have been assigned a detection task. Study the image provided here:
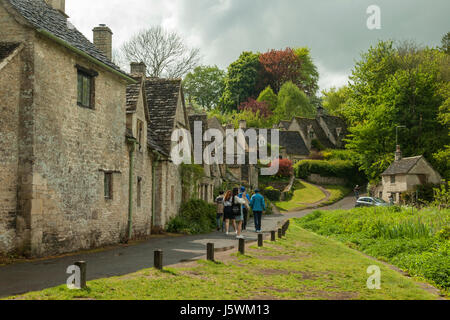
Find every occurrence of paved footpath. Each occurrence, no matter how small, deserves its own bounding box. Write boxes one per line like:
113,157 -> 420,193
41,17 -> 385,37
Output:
0,196 -> 356,298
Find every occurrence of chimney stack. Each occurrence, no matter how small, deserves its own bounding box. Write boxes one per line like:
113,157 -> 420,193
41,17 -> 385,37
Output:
239,120 -> 247,130
93,24 -> 113,61
130,62 -> 147,77
45,0 -> 67,16
395,145 -> 402,162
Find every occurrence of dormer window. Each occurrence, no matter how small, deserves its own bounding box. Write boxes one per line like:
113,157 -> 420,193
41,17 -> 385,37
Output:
336,128 -> 342,137
76,64 -> 98,109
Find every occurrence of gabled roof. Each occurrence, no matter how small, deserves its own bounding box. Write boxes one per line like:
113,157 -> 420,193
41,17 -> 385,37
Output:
126,76 -> 144,113
278,120 -> 291,130
279,131 -> 309,156
320,115 -> 349,140
381,156 -> 423,176
294,117 -> 334,149
4,0 -> 128,78
145,78 -> 183,154
0,42 -> 20,62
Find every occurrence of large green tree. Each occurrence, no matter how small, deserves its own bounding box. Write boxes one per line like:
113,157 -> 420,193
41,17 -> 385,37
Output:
257,86 -> 278,112
274,81 -> 316,122
321,86 -> 350,117
294,47 -> 320,97
220,52 -> 261,112
343,40 -> 450,181
183,65 -> 225,110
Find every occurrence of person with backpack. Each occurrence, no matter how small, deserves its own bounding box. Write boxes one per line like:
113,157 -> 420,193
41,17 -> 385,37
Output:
215,191 -> 225,232
223,190 -> 237,236
250,189 -> 266,233
238,187 -> 251,231
232,188 -> 248,239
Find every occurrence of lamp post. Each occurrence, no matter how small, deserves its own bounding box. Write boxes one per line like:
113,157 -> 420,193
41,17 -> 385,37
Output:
396,126 -> 406,146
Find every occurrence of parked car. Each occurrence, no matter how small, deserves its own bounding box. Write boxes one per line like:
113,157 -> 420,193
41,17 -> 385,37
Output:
356,197 -> 390,208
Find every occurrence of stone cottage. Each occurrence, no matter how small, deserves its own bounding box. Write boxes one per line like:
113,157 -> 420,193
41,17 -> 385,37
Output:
0,0 -> 143,257
378,146 -> 443,203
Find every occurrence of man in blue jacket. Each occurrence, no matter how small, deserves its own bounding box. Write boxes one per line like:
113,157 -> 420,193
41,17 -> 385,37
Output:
250,189 -> 266,233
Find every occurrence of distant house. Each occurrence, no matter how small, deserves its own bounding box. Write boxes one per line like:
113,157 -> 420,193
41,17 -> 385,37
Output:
378,146 -> 442,203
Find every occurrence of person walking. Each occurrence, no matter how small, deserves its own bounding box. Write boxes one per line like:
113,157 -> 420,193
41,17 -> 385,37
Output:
238,187 -> 251,231
354,185 -> 360,200
224,190 -> 237,235
250,189 -> 266,233
231,187 -> 247,239
215,191 -> 225,232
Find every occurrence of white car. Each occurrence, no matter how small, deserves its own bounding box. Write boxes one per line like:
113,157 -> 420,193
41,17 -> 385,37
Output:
356,197 -> 390,208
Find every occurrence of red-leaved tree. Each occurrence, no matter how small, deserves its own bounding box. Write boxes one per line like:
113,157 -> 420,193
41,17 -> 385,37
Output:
258,48 -> 303,93
269,158 -> 294,177
238,98 -> 273,118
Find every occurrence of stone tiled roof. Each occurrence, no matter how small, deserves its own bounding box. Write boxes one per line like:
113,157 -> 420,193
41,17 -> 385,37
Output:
320,115 -> 349,141
126,77 -> 142,112
145,78 -> 182,154
279,131 -> 309,156
0,42 -> 19,62
278,120 -> 291,130
295,117 -> 334,149
6,0 -> 126,76
382,156 -> 423,176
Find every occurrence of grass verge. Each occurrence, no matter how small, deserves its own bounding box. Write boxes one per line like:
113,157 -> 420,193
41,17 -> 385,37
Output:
275,180 -> 326,212
6,220 -> 441,300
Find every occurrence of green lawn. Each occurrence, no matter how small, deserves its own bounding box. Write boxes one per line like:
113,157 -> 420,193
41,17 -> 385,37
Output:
6,219 -> 440,300
275,180 -> 326,212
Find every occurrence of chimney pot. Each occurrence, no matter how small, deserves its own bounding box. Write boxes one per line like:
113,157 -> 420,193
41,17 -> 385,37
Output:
45,0 -> 67,16
93,24 -> 113,61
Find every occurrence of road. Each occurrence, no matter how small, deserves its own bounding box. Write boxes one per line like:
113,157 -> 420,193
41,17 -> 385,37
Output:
0,196 -> 356,298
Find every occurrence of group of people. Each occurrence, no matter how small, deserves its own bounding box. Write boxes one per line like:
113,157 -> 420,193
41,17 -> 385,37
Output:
215,187 -> 266,239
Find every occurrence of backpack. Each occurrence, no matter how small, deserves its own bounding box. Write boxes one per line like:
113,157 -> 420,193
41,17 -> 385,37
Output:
231,196 -> 241,216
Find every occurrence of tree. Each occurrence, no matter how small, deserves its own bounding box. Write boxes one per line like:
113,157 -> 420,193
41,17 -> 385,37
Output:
343,40 -> 450,181
183,65 -> 225,110
294,47 -> 320,97
220,52 -> 261,112
441,32 -> 450,54
239,98 -> 272,118
257,86 -> 278,112
258,48 -> 302,93
274,81 -> 316,122
321,86 -> 350,117
119,26 -> 200,78
269,158 -> 294,177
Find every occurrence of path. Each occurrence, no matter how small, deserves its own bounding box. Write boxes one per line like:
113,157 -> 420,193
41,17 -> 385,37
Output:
0,196 -> 356,298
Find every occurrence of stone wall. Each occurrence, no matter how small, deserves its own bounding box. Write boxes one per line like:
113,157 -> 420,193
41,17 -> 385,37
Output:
24,34 -> 130,257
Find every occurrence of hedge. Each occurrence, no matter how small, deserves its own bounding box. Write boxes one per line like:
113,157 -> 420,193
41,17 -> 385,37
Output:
294,159 -> 365,186
264,186 -> 281,202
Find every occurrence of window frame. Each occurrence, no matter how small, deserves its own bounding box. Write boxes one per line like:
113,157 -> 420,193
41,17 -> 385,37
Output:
390,175 -> 396,184
76,64 -> 98,109
104,172 -> 113,200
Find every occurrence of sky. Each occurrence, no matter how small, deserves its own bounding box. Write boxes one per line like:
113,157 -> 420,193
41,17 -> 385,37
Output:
66,0 -> 449,92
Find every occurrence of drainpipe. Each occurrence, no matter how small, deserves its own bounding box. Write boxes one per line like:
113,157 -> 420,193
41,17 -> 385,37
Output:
127,138 -> 137,242
151,151 -> 161,230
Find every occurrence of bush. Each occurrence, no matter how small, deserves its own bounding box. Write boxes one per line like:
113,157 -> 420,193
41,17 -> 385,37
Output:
311,139 -> 325,151
294,159 -> 365,186
166,199 -> 216,235
264,186 -> 281,202
269,158 -> 293,178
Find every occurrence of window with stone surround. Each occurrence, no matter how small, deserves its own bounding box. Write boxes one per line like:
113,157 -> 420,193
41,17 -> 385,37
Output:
137,120 -> 143,152
104,173 -> 113,199
76,65 -> 97,109
390,175 -> 396,184
137,177 -> 142,207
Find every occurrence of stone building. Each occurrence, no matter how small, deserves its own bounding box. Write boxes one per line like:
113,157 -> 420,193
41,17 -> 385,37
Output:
0,0 -> 141,257
377,146 -> 443,203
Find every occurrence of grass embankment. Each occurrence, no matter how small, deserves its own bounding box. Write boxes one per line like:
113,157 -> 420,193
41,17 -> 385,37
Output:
321,185 -> 352,206
8,220 -> 440,300
275,180 -> 326,212
298,206 -> 450,296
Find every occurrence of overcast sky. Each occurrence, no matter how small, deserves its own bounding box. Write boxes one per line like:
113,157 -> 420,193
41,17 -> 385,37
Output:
66,0 -> 449,92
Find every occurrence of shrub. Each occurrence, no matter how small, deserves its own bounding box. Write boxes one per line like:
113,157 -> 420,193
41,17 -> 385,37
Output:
269,158 -> 293,178
166,199 -> 216,235
311,139 -> 325,151
264,186 -> 281,201
294,159 -> 365,186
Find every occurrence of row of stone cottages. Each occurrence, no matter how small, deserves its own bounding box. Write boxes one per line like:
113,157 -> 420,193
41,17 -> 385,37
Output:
0,0 -> 258,257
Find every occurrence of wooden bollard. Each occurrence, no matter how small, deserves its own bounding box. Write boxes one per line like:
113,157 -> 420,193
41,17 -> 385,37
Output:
74,261 -> 87,289
239,238 -> 245,255
154,250 -> 163,270
258,234 -> 263,247
271,231 -> 276,241
278,228 -> 283,239
207,243 -> 215,261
